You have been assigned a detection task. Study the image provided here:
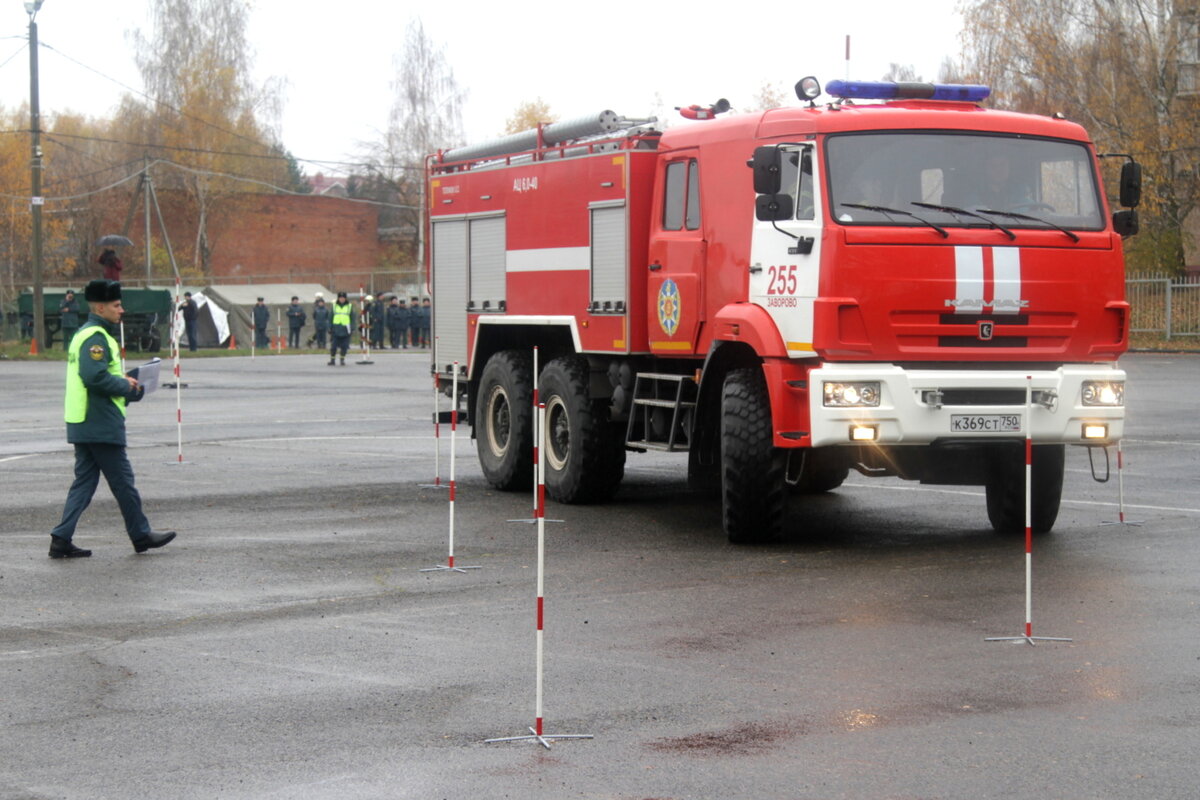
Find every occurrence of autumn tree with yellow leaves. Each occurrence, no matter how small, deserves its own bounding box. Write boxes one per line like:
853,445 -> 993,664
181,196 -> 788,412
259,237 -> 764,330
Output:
961,0 -> 1200,273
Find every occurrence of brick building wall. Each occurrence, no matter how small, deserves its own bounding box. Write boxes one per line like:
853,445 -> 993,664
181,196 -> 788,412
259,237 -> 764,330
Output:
110,191 -> 394,285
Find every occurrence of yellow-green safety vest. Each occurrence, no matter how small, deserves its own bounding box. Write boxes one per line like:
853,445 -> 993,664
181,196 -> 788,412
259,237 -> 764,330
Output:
65,324 -> 126,423
332,302 -> 352,328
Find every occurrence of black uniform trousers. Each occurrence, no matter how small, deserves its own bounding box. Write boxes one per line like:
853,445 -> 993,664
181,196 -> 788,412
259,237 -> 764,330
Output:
51,443 -> 151,543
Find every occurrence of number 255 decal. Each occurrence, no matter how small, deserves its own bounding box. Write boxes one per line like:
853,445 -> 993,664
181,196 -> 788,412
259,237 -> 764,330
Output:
766,265 -> 798,296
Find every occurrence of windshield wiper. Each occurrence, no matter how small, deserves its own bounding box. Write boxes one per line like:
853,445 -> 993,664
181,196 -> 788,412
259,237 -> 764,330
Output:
911,202 -> 1015,240
976,208 -> 1081,243
840,203 -> 949,238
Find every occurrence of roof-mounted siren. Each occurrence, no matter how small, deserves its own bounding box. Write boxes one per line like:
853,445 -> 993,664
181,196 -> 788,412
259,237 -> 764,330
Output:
677,98 -> 731,120
825,80 -> 991,102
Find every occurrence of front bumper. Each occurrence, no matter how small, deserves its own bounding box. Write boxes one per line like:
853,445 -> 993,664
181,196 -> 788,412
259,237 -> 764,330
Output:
808,364 -> 1125,448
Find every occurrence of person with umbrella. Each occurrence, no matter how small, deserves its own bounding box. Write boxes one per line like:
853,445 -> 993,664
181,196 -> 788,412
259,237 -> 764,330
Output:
95,234 -> 133,281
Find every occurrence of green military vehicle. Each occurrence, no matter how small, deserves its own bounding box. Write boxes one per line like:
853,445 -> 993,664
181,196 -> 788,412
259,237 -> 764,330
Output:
18,287 -> 172,352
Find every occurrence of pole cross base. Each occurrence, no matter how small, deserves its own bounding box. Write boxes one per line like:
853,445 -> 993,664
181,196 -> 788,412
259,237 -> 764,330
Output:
1099,519 -> 1144,527
507,518 -> 564,524
354,360 -> 375,365
485,727 -> 593,750
985,634 -> 1073,646
419,564 -> 481,574
417,482 -> 450,490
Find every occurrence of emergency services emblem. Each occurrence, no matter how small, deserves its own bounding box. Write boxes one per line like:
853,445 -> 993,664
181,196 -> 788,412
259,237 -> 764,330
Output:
657,279 -> 681,337
89,344 -> 106,361
978,321 -> 994,341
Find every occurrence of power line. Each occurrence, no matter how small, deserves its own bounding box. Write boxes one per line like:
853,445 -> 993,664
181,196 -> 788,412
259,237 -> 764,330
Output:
37,39 -> 287,161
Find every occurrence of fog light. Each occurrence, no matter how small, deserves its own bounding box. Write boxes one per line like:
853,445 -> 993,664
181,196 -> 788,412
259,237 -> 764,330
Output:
1082,423 -> 1108,440
850,425 -> 877,442
825,381 -> 881,407
1082,381 -> 1124,406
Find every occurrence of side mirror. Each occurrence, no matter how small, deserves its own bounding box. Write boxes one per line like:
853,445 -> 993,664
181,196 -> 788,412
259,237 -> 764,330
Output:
1119,161 -> 1141,208
751,146 -> 782,195
756,193 -> 794,221
1113,208 -> 1138,238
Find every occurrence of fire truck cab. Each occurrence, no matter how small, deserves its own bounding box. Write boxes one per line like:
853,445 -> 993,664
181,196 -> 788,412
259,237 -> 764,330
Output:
426,79 -> 1138,544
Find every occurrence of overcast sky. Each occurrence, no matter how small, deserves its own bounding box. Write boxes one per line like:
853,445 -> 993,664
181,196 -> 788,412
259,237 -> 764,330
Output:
1,0 -> 966,177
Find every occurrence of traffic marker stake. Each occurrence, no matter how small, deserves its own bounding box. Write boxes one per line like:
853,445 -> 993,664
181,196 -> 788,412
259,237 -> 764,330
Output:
418,336 -> 448,490
986,377 -> 1071,647
509,347 -> 562,524
1100,438 -> 1143,526
487,401 -> 592,750
421,365 -> 479,574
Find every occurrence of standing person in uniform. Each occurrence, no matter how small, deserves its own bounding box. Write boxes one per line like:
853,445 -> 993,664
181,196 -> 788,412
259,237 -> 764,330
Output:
370,295 -> 386,349
328,291 -> 354,366
408,297 -> 422,349
386,296 -> 406,349
419,297 -> 432,348
252,297 -> 270,349
286,296 -> 306,349
59,290 -> 80,351
180,291 -> 199,352
48,279 -> 176,558
311,295 -> 330,349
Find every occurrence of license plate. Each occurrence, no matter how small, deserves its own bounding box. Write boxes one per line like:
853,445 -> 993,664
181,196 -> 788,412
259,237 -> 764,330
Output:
950,414 -> 1021,433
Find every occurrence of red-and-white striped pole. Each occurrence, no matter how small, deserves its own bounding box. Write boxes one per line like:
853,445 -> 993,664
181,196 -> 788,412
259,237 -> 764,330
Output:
1101,438 -> 1142,526
172,277 -> 183,463
532,346 -> 539,514
486,399 -> 591,748
987,376 -> 1070,646
535,399 -> 546,735
421,363 -> 479,573
434,337 -> 441,485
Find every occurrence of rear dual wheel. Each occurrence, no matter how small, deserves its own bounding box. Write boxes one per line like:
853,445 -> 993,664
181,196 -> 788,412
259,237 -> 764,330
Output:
539,356 -> 625,504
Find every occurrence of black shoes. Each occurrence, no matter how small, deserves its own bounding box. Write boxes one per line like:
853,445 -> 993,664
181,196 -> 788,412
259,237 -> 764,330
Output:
49,537 -> 91,558
327,358 -> 336,366
133,531 -> 176,553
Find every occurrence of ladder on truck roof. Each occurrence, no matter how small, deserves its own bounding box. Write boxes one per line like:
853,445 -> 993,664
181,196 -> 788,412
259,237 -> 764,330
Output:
432,110 -> 659,173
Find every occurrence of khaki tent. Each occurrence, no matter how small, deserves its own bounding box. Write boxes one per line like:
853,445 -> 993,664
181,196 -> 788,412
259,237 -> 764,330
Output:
204,284 -> 333,348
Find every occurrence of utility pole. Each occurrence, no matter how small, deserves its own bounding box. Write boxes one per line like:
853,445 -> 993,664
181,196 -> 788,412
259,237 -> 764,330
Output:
27,0 -> 45,351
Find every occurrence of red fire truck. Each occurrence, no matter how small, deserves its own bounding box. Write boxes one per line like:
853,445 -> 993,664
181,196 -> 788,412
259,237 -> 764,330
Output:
426,78 -> 1139,544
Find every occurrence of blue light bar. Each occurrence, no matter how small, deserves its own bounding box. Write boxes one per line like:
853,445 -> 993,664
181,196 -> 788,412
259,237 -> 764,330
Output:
826,80 -> 990,102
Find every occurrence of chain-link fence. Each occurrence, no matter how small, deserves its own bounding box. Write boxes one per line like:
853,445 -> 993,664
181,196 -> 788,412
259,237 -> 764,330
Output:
1127,273 -> 1200,339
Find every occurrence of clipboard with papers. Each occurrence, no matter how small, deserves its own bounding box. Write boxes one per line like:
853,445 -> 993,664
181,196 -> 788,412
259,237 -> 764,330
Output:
126,358 -> 162,396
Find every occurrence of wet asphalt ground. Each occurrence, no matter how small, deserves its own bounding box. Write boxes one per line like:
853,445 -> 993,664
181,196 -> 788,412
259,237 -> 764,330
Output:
1,349 -> 1197,800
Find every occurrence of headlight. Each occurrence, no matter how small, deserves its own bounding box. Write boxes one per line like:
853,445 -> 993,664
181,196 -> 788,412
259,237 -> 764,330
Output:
1081,381 -> 1124,407
824,381 -> 881,407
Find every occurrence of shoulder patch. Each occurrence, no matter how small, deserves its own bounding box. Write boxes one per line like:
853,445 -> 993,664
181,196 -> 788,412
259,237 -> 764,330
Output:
89,344 -> 106,361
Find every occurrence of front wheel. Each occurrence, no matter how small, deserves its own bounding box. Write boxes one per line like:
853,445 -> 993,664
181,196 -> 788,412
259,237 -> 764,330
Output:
721,367 -> 787,544
985,444 -> 1065,534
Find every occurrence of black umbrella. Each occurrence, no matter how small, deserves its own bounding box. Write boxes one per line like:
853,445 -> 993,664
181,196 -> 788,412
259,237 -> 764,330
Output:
95,234 -> 134,247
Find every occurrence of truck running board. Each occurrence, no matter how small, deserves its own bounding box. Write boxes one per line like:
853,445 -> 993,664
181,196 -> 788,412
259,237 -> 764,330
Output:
624,372 -> 697,452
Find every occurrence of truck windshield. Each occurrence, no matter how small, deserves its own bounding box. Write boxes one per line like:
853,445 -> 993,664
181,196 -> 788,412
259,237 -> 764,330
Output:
826,132 -> 1104,232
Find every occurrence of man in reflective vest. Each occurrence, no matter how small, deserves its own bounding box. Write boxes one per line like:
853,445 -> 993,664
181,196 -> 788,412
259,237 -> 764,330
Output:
328,291 -> 354,366
49,279 -> 176,558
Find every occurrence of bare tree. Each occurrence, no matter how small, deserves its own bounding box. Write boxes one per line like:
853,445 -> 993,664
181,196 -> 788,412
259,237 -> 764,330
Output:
130,0 -> 286,277
359,19 -> 467,270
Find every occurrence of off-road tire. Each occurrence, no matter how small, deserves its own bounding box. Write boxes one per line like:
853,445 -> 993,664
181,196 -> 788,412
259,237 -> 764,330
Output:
985,443 -> 1065,535
476,350 -> 534,491
540,355 -> 625,504
721,367 -> 787,544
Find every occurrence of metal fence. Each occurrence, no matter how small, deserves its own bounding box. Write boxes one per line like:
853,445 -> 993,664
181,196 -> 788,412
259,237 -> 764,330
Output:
1127,273 -> 1200,339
